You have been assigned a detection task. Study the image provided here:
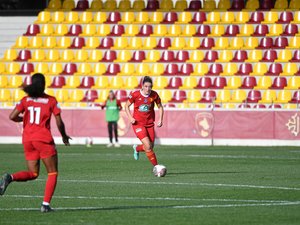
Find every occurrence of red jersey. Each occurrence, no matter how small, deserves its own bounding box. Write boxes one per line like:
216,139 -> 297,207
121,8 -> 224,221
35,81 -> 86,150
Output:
128,90 -> 161,126
16,94 -> 61,143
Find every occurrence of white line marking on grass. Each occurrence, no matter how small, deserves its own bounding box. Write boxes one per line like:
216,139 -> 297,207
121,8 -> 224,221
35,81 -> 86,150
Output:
188,154 -> 300,160
48,179 -> 300,191
1,201 -> 300,212
5,195 -> 293,204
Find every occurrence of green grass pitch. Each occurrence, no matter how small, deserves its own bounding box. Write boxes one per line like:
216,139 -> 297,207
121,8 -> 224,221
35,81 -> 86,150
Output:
0,144 -> 299,225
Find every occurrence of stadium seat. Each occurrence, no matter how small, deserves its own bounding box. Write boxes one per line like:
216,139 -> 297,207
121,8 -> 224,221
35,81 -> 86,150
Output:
248,11 -> 264,24
276,49 -> 292,62
158,0 -> 173,11
163,64 -> 178,76
144,50 -> 160,62
29,49 -> 45,62
78,11 -> 93,24
84,37 -> 100,49
238,24 -> 254,37
167,24 -> 181,36
267,24 -> 283,36
188,51 -> 204,62
92,63 -> 106,76
274,37 -> 288,49
0,89 -> 11,102
151,24 -> 167,37
170,90 -> 187,103
254,76 -> 272,90
282,24 -> 298,36
199,90 -> 216,103
24,24 -> 40,36
74,63 -> 92,76
208,24 -> 225,37
115,89 -> 128,102
0,76 -> 8,88
199,37 -> 215,49
61,0 -> 75,11
63,12 -> 79,24
289,0 -> 300,10
274,90 -> 292,103
281,63 -> 298,76
144,0 -> 159,11
202,0 -> 216,11
80,24 -> 96,36
105,11 -> 121,23
104,63 -> 120,75
246,49 -> 262,62
258,0 -> 274,10
265,63 -> 283,76
92,12 -> 107,23
245,90 -> 261,103
277,11 -> 293,24
262,11 -> 278,24
261,49 -> 277,62
220,63 -> 238,76
236,63 -> 253,75
155,37 -> 171,49
194,24 -> 211,37
180,77 -> 197,89
161,12 -> 178,24
35,11 -> 51,24
132,0 -> 145,11
230,90 -> 247,103
231,50 -> 248,62
204,11 -> 220,24
176,12 -> 192,24
169,37 -> 186,50
180,24 -> 196,37
185,37 -> 201,49
0,62 -> 5,74
78,76 -> 95,89
211,77 -> 227,89
186,0 -> 202,11
165,77 -> 182,89
256,37 -> 273,49
289,90 -> 300,103
88,0 -> 103,11
68,90 -> 85,103
234,11 -> 249,24
270,77 -> 287,89
55,89 -> 69,103
42,37 -> 56,49
217,50 -> 233,62
111,37 -> 128,49
74,49 -> 88,62
1,49 -> 17,61
158,51 -> 174,62
124,24 -> 139,36
174,0 -> 187,11
135,63 -> 150,76
195,77 -> 212,89
213,37 -> 229,50
56,37 -> 71,49
118,0 -> 131,11
225,76 -> 241,89
137,24 -> 153,36
185,90 -> 201,103
60,63 -> 77,75
206,64 -> 223,76
88,50 -> 103,62
128,37 -> 143,49
259,90 -> 277,104
109,24 -> 125,36
252,24 -> 269,36
150,63 -> 164,76
12,36 -> 29,49
249,63 -> 267,76
34,62 -> 48,74
215,90 -> 231,104
173,50 -> 189,62
69,37 -> 85,49
178,63 -> 193,76
47,63 -> 63,75
103,0 -> 117,11
81,90 -> 98,102
118,63 -> 134,76
287,37 -> 300,50
53,24 -> 68,36
134,11 -> 149,24
129,50 -> 145,62
114,50 -> 131,62
274,0 -> 288,10
12,89 -> 26,103
59,49 -> 74,62
49,76 -> 66,88
191,63 -> 208,76
224,25 -> 240,37
93,76 -> 109,89
240,76 -> 257,89
124,76 -> 139,89
18,62 -> 34,75
6,62 -> 20,74
96,24 -> 110,36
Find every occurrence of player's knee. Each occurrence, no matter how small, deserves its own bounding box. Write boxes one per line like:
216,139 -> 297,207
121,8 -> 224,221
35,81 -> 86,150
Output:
143,143 -> 152,152
32,172 -> 39,179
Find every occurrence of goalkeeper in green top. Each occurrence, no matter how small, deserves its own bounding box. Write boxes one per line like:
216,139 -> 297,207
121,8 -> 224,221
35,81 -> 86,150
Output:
101,90 -> 122,148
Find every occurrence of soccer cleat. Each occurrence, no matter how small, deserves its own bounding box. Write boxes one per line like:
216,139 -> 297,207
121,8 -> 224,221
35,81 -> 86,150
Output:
114,142 -> 121,148
40,204 -> 53,213
106,143 -> 113,148
0,173 -> 12,196
133,144 -> 139,160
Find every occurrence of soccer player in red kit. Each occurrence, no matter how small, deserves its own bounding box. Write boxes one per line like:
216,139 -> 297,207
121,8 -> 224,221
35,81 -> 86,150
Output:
125,76 -> 164,168
0,73 -> 71,213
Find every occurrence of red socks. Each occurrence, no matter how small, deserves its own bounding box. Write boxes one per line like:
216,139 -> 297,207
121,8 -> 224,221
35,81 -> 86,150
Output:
43,172 -> 58,204
11,171 -> 38,181
136,144 -> 144,152
146,151 -> 158,166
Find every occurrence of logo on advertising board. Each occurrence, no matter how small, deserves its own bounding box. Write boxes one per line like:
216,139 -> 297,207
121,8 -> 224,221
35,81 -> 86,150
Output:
195,112 -> 214,138
286,113 -> 300,137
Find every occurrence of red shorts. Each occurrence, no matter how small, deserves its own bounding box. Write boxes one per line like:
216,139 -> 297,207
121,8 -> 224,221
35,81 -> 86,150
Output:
132,125 -> 155,143
23,141 -> 57,161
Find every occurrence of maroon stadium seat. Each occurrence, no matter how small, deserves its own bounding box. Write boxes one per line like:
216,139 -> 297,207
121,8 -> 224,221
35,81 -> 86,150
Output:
69,37 -> 85,49
105,12 -> 121,23
202,50 -> 219,62
60,63 -> 77,75
81,90 -> 98,102
269,104 -> 282,109
274,37 -> 288,49
15,50 -> 31,61
196,77 -> 212,89
115,90 -> 128,102
163,64 -> 178,76
248,11 -> 264,24
282,24 -> 298,36
104,63 -> 120,75
158,50 -> 175,62
186,0 -> 202,11
265,63 -> 283,76
238,103 -> 251,108
101,50 -> 117,62
129,50 -> 145,62
240,76 -> 257,89
74,0 -> 89,11
24,24 -> 40,36
206,63 -> 223,76
49,76 -> 66,88
289,91 -> 300,103
65,24 -> 82,36
257,37 -> 273,49
253,104 -> 266,109
137,24 -> 153,36
231,50 -> 248,62
252,24 -> 269,36
277,11 -> 294,24
78,76 -> 95,89
98,37 -> 114,49
259,0 -> 274,10
199,90 -> 216,103
166,77 -> 183,89
270,77 -> 287,89
236,63 -> 253,76
161,12 -> 178,24
190,11 -> 206,24
199,37 -> 215,49
223,25 -> 240,36
211,77 -> 227,89
178,63 -> 193,76
194,24 -> 211,36
245,90 -> 261,103
291,50 -> 300,62
18,63 -> 34,75
174,51 -> 189,62
170,90 -> 187,102
261,49 -> 278,62
23,75 -> 32,86
230,0 -> 245,11
155,37 -> 171,49
144,0 -> 159,11
109,24 -> 125,36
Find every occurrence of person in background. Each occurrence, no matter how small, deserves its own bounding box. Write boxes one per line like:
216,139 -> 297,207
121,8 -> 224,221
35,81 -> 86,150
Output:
102,90 -> 122,148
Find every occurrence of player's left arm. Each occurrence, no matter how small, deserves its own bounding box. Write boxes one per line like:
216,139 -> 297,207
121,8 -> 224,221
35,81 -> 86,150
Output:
9,108 -> 23,122
156,102 -> 164,128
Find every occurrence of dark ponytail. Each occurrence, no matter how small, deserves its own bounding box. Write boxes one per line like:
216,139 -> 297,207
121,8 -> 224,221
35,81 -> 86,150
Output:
23,73 -> 45,98
142,76 -> 153,85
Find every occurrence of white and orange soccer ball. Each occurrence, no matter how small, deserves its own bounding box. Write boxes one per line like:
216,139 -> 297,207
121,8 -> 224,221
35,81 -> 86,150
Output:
153,165 -> 167,177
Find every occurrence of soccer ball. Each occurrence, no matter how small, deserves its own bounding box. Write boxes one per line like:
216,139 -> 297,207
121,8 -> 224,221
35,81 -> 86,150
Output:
153,165 -> 167,177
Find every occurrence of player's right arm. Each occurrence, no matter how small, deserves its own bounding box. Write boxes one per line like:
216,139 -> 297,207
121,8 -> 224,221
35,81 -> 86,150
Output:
124,99 -> 135,124
55,115 -> 71,146
9,108 -> 23,122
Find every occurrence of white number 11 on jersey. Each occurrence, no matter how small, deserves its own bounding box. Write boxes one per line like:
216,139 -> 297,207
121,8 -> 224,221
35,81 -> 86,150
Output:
28,106 -> 41,124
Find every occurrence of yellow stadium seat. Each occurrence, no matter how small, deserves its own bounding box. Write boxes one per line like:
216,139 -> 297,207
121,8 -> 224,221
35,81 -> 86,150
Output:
186,90 -> 201,103
238,24 -> 254,36
45,0 -> 61,10
143,50 -> 160,62
150,64 -> 164,76
220,11 -> 234,23
88,0 -> 103,11
143,37 -> 157,50
88,50 -> 103,62
191,64 -> 208,76
111,37 -> 128,50
59,49 -> 74,62
97,24 -> 110,36
259,90 -> 277,104
246,49 -> 262,62
1,49 -> 17,61
285,77 -> 300,90
216,50 -> 233,62
284,103 -> 298,109
118,0 -> 131,11
174,0 -> 187,11
68,89 -> 84,103
0,62 -> 5,74
267,24 -> 283,36
128,37 -> 143,49
120,12 -> 135,24
213,37 -> 229,50
38,24 -> 54,36
74,63 -> 92,76
29,49 -> 45,62
45,49 -> 60,62
8,75 -> 22,88
49,11 -> 64,24
92,63 -> 106,76
34,62 -> 48,74
0,89 -> 11,102
180,77 -> 197,89
152,24 -> 167,36
12,36 -> 28,48
0,76 -> 8,88
12,89 -> 26,103
276,49 -> 292,62
185,37 -> 200,49
153,76 -> 168,89
84,37 -> 100,49
176,12 -> 192,24
131,0 -> 145,11
103,0 -> 117,11
230,90 -> 247,103
250,63 -> 268,76
6,62 -> 20,74
63,11 -> 79,24
55,89 -> 69,103
135,63 -> 150,76
167,24 -> 181,37
92,12 -> 107,23
280,63 -> 298,76
93,76 -> 109,89
180,24 -> 196,36
28,36 -> 43,48
222,103 -> 236,109
243,37 -> 259,49
220,63 -> 238,76
158,0 -> 173,11
159,89 -> 172,103
56,37 -> 71,49
287,37 -> 300,49
74,49 -> 88,62
204,11 -> 220,24
245,0 -> 259,10
54,24 -> 68,36
64,76 -> 80,89
274,90 -> 292,103
95,89 -> 110,103
47,63 -> 63,75
35,11 -> 51,24
124,24 -> 139,37
202,0 -> 217,11
118,63 -> 135,76
289,0 -> 300,10
148,12 -> 163,24
225,76 -> 241,89
234,11 -> 249,24
262,11 -> 278,24
45,89 -> 55,96
208,24 -> 225,37
274,0 -> 288,10
80,24 -> 96,36
169,37 -> 186,50
78,11 -> 93,24
124,76 -> 139,89
187,51 -> 204,62
215,90 -> 231,103
228,37 -> 244,50
43,37 -> 57,49
254,76 -> 272,90
115,50 -> 131,62
61,0 -> 75,11
109,76 -> 124,89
